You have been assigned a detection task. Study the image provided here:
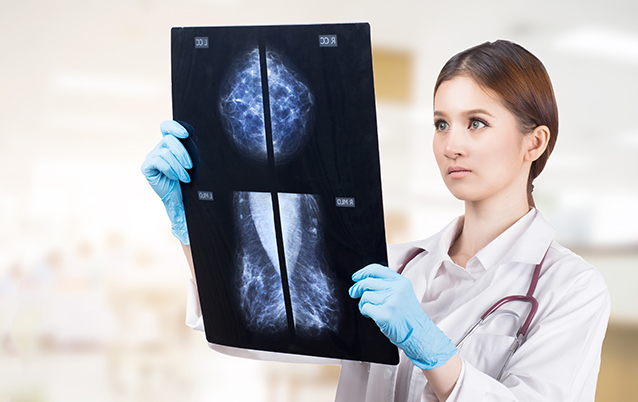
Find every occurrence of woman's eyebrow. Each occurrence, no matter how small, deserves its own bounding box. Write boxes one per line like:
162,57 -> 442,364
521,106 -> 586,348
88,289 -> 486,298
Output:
464,108 -> 495,117
433,109 -> 496,118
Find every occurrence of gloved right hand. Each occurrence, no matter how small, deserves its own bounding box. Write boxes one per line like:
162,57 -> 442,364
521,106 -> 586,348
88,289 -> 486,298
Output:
349,264 -> 457,370
141,120 -> 192,245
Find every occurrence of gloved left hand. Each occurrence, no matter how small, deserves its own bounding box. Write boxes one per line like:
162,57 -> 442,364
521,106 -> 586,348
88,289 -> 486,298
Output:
349,264 -> 457,370
141,121 -> 192,245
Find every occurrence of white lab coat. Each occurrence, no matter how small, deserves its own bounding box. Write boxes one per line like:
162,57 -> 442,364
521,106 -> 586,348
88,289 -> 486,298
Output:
185,208 -> 610,401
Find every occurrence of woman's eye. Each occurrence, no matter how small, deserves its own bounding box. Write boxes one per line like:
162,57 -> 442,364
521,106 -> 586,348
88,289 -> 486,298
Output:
470,119 -> 486,130
435,121 -> 449,131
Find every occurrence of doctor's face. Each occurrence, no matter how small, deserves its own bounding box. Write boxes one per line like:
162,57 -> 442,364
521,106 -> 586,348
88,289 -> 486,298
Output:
432,76 -> 531,204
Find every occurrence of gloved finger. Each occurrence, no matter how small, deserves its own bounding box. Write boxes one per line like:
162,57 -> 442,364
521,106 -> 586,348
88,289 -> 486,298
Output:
157,146 -> 191,183
349,277 -> 393,299
142,149 -> 170,180
358,288 -> 392,309
359,300 -> 390,321
160,120 -> 189,139
144,151 -> 181,182
142,137 -> 184,175
161,134 -> 193,169
352,264 -> 397,282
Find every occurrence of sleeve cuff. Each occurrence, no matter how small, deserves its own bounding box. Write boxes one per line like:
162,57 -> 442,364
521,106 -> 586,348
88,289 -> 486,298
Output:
185,277 -> 205,332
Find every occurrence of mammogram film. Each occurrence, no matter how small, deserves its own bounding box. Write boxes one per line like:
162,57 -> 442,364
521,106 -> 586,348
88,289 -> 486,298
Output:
172,23 -> 397,364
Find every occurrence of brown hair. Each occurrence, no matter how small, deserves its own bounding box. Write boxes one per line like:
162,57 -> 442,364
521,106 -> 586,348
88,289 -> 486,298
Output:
434,40 -> 558,207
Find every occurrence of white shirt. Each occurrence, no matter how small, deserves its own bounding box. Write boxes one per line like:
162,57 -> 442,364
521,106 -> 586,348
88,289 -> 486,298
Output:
186,208 -> 610,401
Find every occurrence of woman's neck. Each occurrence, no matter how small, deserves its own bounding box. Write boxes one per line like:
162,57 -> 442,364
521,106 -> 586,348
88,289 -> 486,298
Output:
448,195 -> 531,268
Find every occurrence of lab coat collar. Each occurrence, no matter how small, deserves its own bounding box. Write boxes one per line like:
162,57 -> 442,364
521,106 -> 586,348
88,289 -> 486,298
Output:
406,208 -> 556,272
513,208 -> 557,264
405,216 -> 463,268
475,208 -> 556,269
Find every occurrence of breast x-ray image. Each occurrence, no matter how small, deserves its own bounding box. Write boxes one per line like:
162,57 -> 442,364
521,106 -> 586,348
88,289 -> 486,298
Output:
171,23 -> 398,365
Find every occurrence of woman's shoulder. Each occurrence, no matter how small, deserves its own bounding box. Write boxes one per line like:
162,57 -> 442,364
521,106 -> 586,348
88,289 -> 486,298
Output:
546,242 -> 601,276
542,240 -> 609,301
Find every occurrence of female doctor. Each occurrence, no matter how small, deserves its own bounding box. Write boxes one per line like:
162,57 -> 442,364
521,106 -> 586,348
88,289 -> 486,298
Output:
142,40 -> 610,401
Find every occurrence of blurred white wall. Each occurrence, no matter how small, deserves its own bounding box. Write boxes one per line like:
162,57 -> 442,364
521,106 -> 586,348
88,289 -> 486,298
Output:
1,0 -> 637,400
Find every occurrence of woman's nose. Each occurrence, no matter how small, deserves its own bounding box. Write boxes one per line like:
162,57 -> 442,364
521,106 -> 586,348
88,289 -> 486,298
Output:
443,128 -> 466,159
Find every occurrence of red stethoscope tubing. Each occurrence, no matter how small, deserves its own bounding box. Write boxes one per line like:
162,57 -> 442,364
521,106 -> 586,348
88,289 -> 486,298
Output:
396,247 -> 547,335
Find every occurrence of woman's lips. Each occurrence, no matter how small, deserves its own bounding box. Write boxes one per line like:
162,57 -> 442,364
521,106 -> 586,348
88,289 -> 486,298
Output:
447,166 -> 471,179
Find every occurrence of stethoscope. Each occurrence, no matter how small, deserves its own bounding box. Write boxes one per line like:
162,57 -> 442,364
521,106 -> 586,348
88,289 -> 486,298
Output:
397,246 -> 549,381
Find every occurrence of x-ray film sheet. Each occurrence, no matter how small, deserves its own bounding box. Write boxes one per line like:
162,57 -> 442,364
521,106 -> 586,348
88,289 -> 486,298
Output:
171,23 -> 397,365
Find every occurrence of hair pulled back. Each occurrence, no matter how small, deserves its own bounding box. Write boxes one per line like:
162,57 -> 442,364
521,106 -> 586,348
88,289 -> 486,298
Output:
434,40 -> 558,207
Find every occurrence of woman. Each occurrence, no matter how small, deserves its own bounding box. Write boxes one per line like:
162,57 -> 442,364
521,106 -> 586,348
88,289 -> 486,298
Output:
142,40 -> 610,401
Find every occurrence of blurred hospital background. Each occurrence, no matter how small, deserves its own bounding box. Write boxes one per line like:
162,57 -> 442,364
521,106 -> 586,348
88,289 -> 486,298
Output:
1,0 -> 637,400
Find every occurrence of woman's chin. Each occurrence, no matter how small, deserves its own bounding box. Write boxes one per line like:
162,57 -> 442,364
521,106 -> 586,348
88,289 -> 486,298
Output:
444,185 -> 481,203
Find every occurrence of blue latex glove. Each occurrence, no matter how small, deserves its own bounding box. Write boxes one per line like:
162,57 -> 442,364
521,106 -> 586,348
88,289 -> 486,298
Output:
349,264 -> 457,370
141,120 -> 192,245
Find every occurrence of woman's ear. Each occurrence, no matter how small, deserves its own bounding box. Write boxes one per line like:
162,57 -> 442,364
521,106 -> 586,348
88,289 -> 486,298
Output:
525,125 -> 550,162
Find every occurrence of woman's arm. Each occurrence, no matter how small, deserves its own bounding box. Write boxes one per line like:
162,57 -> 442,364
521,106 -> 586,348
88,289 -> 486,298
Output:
423,354 -> 462,401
